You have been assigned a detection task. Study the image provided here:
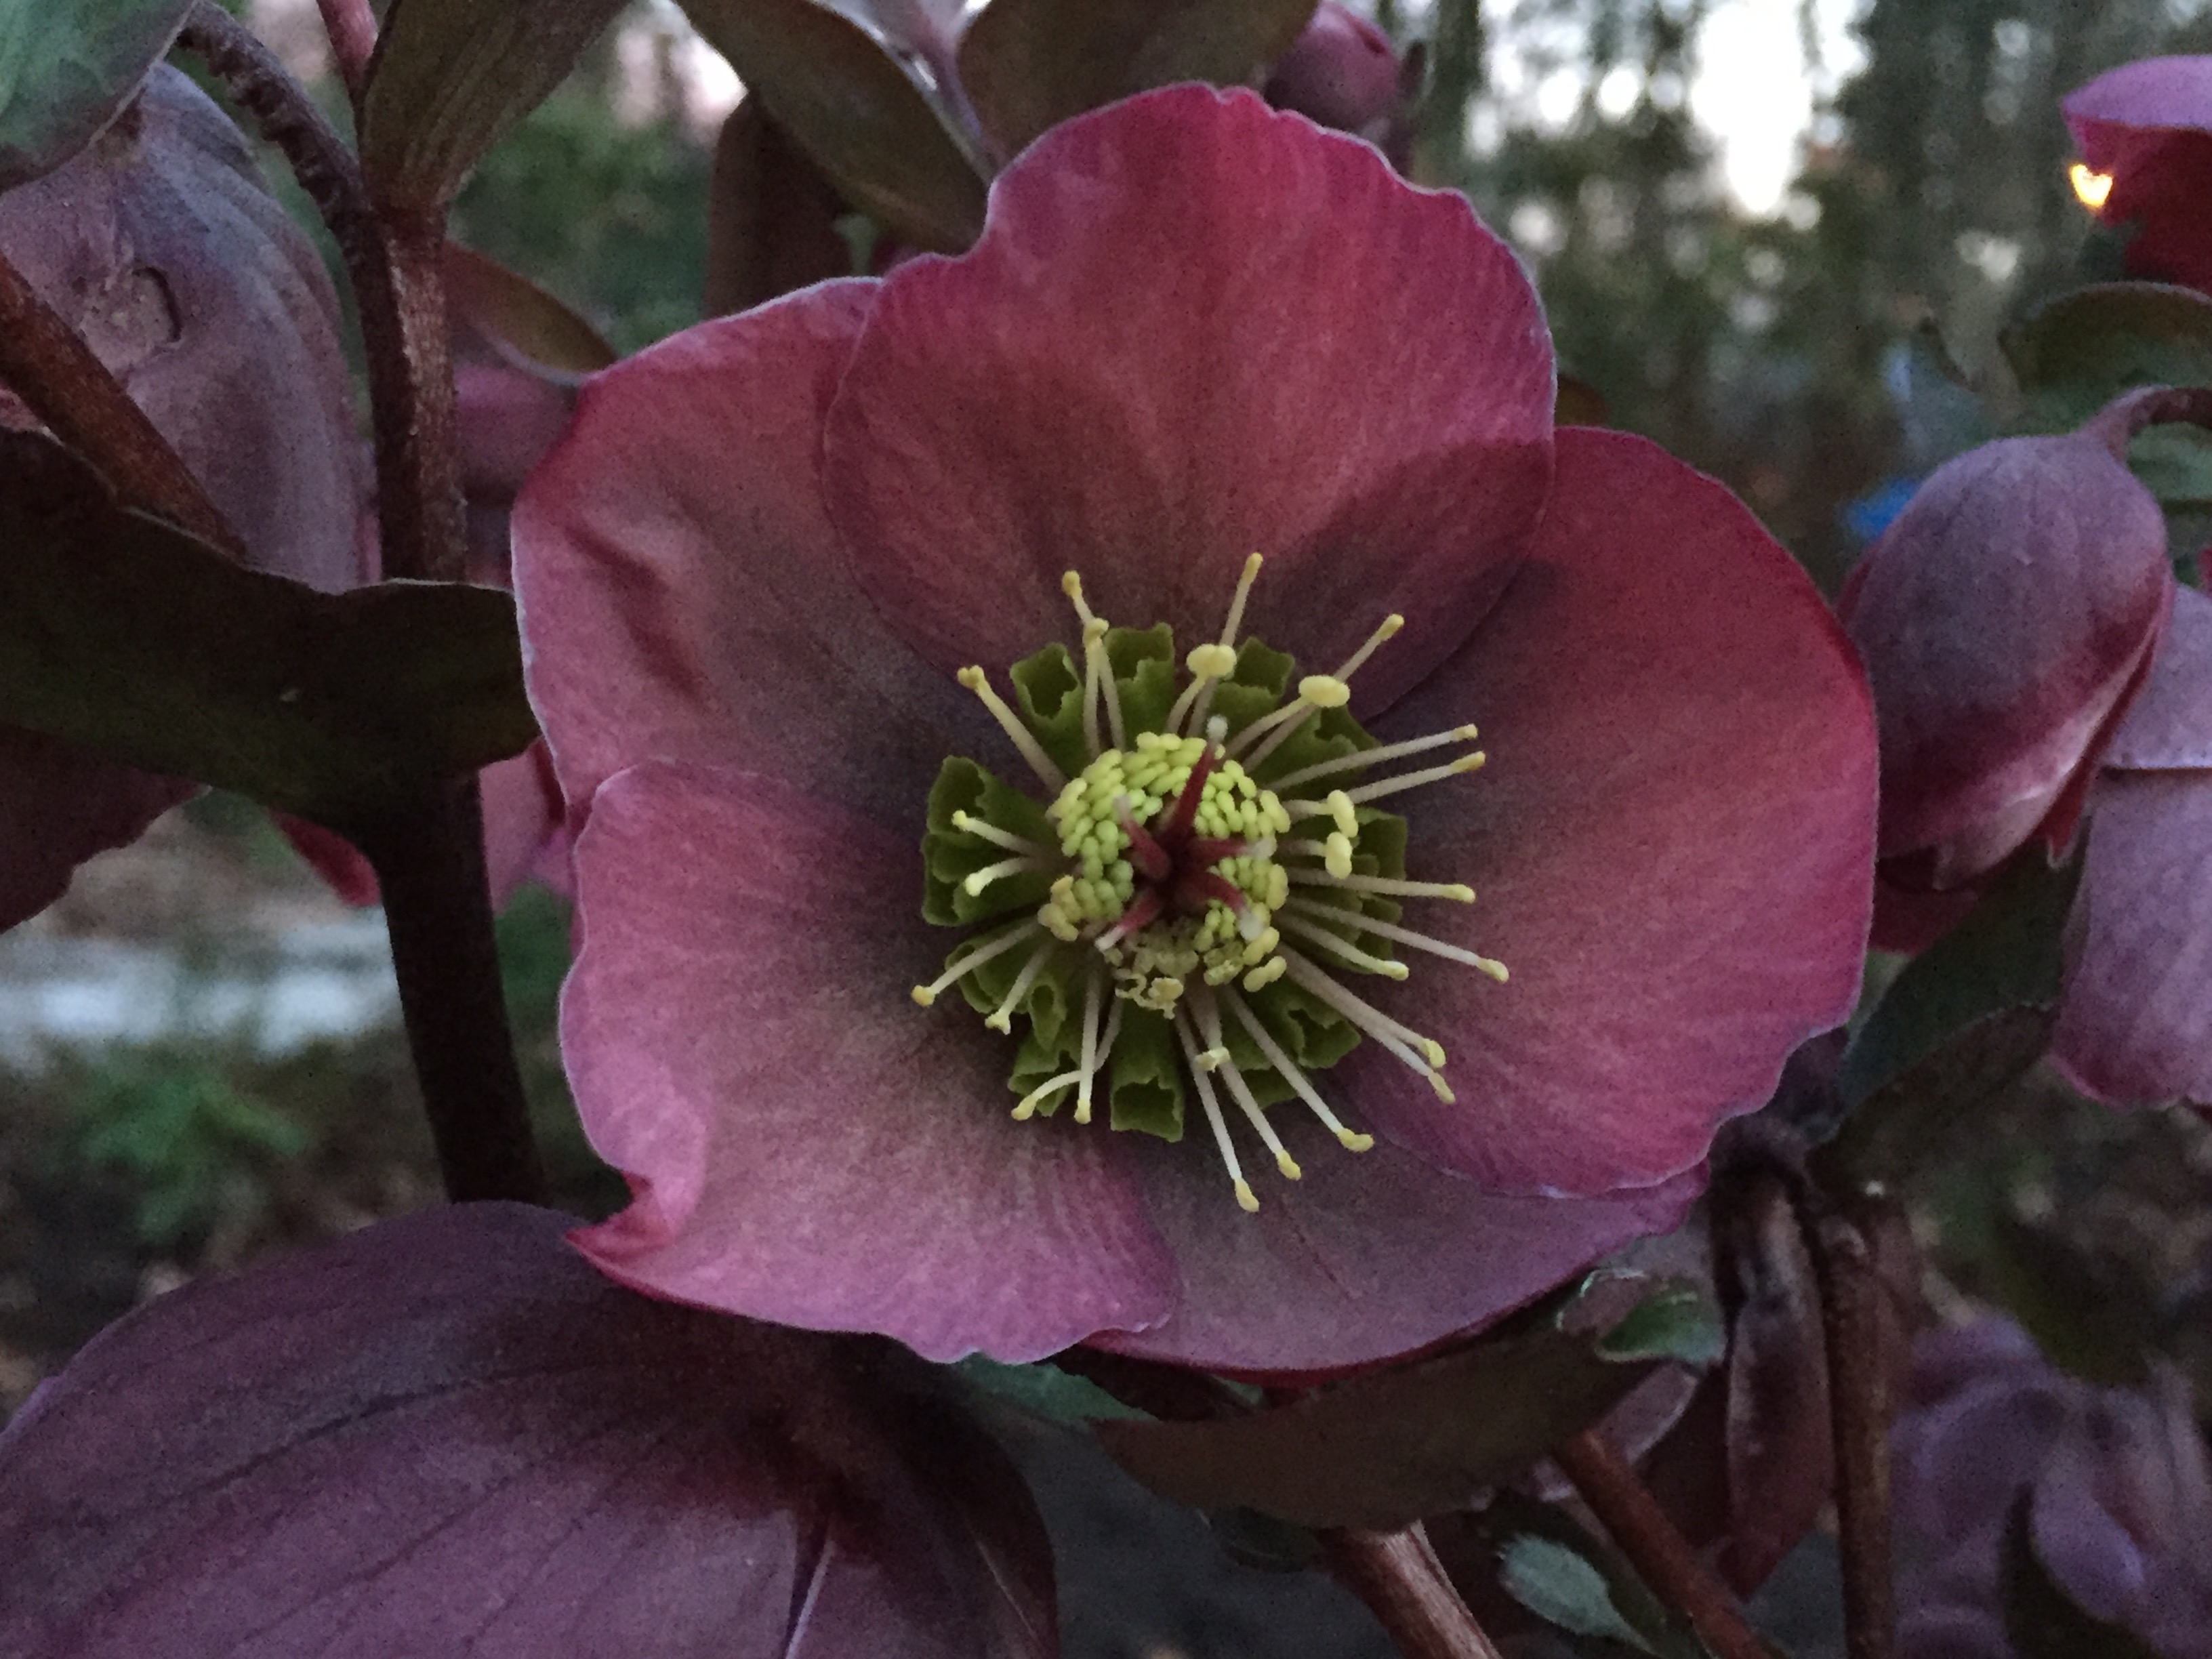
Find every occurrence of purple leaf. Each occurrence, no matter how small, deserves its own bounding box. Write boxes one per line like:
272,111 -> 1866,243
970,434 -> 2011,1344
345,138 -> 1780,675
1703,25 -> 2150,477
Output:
0,1203 -> 1057,1659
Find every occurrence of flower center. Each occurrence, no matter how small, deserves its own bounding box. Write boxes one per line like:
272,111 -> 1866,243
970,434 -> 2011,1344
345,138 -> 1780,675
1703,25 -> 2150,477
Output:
911,555 -> 1507,1212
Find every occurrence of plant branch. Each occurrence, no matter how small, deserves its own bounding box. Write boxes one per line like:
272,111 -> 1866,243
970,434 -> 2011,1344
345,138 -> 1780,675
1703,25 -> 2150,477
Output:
353,779 -> 546,1203
1553,1427 -> 1771,1659
0,246 -> 239,554
1322,1525 -> 1509,1659
175,2 -> 462,587
1809,1207 -> 1898,1659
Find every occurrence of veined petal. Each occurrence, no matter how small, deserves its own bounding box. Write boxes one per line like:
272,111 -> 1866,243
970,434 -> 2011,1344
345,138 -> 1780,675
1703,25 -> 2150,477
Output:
2107,583 -> 2212,771
1345,428 -> 1877,1195
562,760 -> 1176,1362
823,84 -> 1553,713
512,281 -> 992,830
1092,1119 -> 1702,1376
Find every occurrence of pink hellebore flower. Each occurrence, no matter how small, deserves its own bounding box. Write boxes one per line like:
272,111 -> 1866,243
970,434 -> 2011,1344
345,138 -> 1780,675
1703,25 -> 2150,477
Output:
1841,398 -> 2212,1108
2066,56 -> 2212,294
513,87 -> 1876,1374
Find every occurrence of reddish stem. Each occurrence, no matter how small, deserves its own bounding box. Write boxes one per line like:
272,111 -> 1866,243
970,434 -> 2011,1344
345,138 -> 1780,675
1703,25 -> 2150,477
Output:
1553,1428 -> 1772,1659
1156,739 -> 1220,846
1115,799 -> 1172,880
315,0 -> 378,101
0,245 -> 239,554
1811,1208 -> 1898,1659
1322,1525 -> 1509,1659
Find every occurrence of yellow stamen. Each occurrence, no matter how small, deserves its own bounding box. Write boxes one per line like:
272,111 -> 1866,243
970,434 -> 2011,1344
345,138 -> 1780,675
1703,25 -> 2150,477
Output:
1277,911 -> 1410,979
1222,987 -> 1374,1151
962,854 -> 1053,897
912,920 -> 1042,1006
1284,867 -> 1475,902
984,941 -> 1056,1032
1340,752 -> 1486,807
1174,1008 -> 1258,1212
958,665 -> 1068,792
951,811 -> 1047,856
1285,896 -> 1507,978
1195,989 -> 1300,1179
1267,725 -> 1481,792
1277,949 -> 1454,1102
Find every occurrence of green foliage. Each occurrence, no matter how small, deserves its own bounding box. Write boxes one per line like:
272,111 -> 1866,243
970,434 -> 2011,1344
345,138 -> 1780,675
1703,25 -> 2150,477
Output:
0,432 -> 537,829
70,1059 -> 306,1247
0,0 -> 190,190
451,87 -> 712,354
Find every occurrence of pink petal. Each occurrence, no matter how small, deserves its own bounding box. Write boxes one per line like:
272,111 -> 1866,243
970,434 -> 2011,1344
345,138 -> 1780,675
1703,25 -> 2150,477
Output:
562,760 -> 1176,1362
0,729 -> 192,932
1840,434 -> 2173,885
0,1204 -> 1055,1659
2107,583 -> 2212,769
821,84 -> 1553,712
1338,428 -> 1877,1195
512,281 -> 991,827
2051,769 -> 2212,1108
274,811 -> 380,907
2066,56 -> 2212,158
1092,1120 -> 1702,1376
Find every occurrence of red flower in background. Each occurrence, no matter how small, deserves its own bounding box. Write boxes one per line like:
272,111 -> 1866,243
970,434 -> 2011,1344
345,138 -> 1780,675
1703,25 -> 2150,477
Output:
2066,56 -> 2212,293
512,87 -> 1875,1374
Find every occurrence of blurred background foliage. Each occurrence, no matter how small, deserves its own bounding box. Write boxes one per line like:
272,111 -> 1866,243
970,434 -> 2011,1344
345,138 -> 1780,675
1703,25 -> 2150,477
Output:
7,0 -> 2212,1477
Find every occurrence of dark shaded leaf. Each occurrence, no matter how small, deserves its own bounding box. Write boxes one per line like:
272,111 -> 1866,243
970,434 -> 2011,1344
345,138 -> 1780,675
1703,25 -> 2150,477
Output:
1983,1211 -> 2159,1388
958,0 -> 1317,161
446,242 -> 614,379
703,96 -> 853,316
2001,282 -> 2212,508
956,1354 -> 1148,1424
1600,1279 -> 1724,1369
0,1204 -> 1056,1658
358,0 -> 630,210
0,0 -> 189,189
1715,1174 -> 1832,1595
678,0 -> 987,252
1204,1506 -> 1322,1572
1823,846 -> 2081,1183
1095,1296 -> 1675,1530
0,432 -> 536,825
1999,1490 -> 2163,1659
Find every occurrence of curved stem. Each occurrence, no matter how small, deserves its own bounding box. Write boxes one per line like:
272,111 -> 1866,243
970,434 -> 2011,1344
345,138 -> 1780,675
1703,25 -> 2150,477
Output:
0,246 -> 239,554
1553,1427 -> 1772,1659
1811,1208 -> 1898,1659
1322,1525 -> 1508,1659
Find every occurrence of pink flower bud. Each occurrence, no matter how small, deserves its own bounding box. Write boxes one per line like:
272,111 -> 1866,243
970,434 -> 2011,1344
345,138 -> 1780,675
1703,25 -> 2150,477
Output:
1263,4 -> 1403,141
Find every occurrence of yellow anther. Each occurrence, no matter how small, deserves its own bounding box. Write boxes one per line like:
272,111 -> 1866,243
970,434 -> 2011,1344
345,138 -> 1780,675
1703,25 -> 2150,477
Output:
1427,1073 -> 1456,1104
1456,751 -> 1488,773
1324,832 -> 1353,878
1335,1128 -> 1375,1152
1187,642 -> 1237,678
911,986 -> 937,1006
1420,1038 -> 1446,1067
1197,1046 -> 1230,1071
1234,1179 -> 1260,1213
1298,674 -> 1352,709
1242,957 -> 1288,991
1477,957 -> 1510,983
1327,790 -> 1357,838
1275,1150 -> 1303,1179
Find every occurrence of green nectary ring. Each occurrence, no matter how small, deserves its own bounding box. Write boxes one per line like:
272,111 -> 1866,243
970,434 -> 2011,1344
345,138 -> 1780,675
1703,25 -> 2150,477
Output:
913,556 -> 1507,1212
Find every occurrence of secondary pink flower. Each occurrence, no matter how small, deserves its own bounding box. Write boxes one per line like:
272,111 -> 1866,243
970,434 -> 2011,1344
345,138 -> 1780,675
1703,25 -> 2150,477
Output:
1263,3 -> 1406,144
513,87 -> 1875,1374
1841,396 -> 2212,1109
2066,57 -> 2212,293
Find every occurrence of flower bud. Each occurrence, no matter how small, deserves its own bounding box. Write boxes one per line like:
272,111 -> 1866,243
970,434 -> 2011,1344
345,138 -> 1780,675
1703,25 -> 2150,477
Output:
2066,56 -> 2212,294
1840,423 -> 2173,914
1263,3 -> 1404,142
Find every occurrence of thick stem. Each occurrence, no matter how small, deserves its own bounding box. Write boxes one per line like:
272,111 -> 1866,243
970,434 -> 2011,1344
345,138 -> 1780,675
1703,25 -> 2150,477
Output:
1553,1428 -> 1771,1659
370,205 -> 468,582
356,778 -> 546,1204
1322,1525 -> 1508,1659
0,246 -> 239,553
1810,1210 -> 1897,1659
314,0 -> 378,101
178,3 -> 466,588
